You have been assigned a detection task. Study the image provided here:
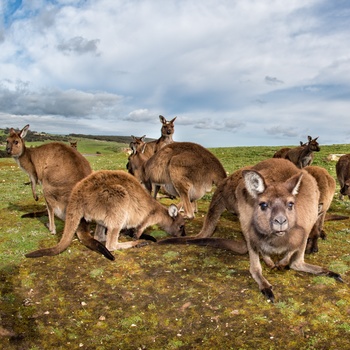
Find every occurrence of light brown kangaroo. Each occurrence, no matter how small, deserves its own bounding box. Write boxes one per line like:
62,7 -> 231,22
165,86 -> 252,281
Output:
127,115 -> 177,198
303,165 -> 336,254
6,124 -> 93,234
25,170 -> 186,259
129,142 -> 227,219
159,158 -> 342,302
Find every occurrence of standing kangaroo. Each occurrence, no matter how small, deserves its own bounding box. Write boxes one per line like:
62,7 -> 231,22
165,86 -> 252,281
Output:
336,154 -> 350,200
129,142 -> 227,219
303,165 -> 336,254
6,125 -> 92,234
159,159 -> 342,302
25,170 -> 185,259
128,115 -> 176,158
285,136 -> 320,168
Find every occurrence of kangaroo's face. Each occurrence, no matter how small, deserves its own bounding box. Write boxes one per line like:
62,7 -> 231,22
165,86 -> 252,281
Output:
160,117 -> 176,136
6,130 -> 24,157
253,186 -> 297,237
243,169 -> 302,238
308,137 -> 320,152
166,204 -> 186,237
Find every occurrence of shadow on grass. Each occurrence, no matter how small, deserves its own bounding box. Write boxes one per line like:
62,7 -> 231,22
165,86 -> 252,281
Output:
0,264 -> 39,348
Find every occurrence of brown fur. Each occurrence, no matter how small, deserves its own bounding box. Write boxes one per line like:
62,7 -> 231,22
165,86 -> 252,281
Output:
273,141 -> 305,159
273,147 -> 291,158
304,165 -> 336,254
285,136 -> 320,168
6,125 -> 92,234
129,142 -> 227,219
336,154 -> 350,200
25,170 -> 185,259
159,159 -> 342,301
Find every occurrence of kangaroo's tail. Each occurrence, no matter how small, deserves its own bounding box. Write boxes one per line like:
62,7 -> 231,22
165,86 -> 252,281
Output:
325,214 -> 349,221
76,222 -> 115,260
25,212 -> 83,259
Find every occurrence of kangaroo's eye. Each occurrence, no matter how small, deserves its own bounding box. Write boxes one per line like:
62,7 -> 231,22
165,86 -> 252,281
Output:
14,141 -> 19,145
259,202 -> 268,211
287,202 -> 294,210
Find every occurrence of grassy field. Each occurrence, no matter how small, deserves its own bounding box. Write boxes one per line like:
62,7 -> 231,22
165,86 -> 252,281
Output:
0,139 -> 350,349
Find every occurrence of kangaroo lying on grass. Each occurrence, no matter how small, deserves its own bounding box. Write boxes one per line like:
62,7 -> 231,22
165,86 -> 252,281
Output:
159,158 -> 342,302
6,124 -> 93,234
128,142 -> 227,219
25,170 -> 186,259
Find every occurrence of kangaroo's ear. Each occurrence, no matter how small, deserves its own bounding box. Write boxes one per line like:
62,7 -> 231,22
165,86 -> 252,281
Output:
285,173 -> 303,196
159,115 -> 166,123
170,116 -> 177,123
168,204 -> 179,218
242,170 -> 266,198
20,124 -> 30,139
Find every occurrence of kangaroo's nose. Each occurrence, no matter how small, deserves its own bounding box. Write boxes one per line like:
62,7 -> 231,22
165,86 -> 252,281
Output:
273,216 -> 288,231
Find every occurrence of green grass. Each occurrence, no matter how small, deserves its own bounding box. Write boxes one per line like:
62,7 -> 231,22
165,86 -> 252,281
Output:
0,140 -> 350,349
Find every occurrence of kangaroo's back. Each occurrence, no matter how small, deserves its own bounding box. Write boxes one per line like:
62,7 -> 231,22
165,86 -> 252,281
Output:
146,142 -> 226,184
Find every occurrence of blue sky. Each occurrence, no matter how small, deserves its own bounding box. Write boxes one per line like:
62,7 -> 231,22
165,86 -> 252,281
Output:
1,0 -> 350,147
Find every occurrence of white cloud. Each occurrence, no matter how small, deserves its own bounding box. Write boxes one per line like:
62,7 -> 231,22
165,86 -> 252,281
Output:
0,0 -> 350,146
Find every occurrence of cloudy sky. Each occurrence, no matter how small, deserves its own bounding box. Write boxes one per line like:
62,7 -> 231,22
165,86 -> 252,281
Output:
1,0 -> 350,147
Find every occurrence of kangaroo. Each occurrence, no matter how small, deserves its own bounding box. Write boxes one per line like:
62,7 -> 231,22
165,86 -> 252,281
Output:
128,115 -> 176,159
336,154 -> 350,200
129,142 -> 227,219
159,158 -> 342,302
127,115 -> 177,197
70,141 -> 78,149
285,136 -> 320,168
6,125 -> 93,234
25,170 -> 186,259
303,165 -> 336,254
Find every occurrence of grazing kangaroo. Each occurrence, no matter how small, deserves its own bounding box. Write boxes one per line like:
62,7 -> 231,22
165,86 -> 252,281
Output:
129,142 -> 227,219
159,158 -> 342,302
25,170 -> 186,259
336,154 -> 350,200
304,166 -> 336,254
6,125 -> 92,234
285,136 -> 320,168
